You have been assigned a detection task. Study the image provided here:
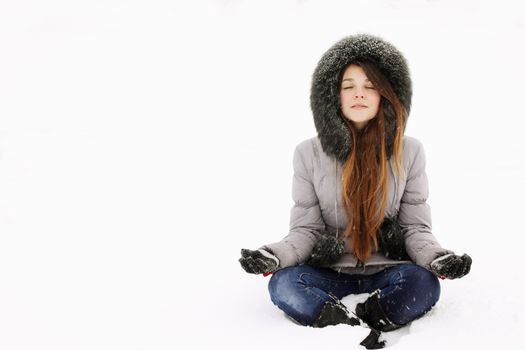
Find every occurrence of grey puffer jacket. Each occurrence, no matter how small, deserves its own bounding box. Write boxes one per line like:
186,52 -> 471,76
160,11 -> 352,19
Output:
259,135 -> 455,275
259,33 -> 454,275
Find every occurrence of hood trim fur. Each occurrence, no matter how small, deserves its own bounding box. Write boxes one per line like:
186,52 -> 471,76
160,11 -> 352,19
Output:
310,33 -> 412,163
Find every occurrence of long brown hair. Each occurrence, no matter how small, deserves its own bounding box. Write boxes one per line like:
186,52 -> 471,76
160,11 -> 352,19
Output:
339,61 -> 408,263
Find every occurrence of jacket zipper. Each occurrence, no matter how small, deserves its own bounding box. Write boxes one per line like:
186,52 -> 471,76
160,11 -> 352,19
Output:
389,158 -> 398,213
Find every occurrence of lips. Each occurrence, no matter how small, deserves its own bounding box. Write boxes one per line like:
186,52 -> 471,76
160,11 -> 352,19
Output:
351,104 -> 368,109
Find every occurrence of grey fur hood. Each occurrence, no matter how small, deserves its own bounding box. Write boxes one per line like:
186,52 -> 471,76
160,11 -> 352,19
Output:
310,33 -> 412,162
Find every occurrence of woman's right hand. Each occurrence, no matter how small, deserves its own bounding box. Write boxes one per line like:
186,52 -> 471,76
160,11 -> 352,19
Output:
306,234 -> 345,267
239,248 -> 279,274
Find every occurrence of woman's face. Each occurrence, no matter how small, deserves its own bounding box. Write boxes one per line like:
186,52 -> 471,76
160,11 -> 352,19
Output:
339,64 -> 381,131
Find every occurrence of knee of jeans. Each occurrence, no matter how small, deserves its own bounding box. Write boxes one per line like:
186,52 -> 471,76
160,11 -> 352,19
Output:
409,266 -> 441,307
268,266 -> 301,304
425,270 -> 441,307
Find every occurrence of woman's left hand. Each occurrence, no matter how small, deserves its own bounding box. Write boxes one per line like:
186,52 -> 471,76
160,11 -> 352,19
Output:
430,253 -> 472,279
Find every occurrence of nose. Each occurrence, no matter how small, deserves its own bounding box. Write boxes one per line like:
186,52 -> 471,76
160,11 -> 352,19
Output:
354,87 -> 365,99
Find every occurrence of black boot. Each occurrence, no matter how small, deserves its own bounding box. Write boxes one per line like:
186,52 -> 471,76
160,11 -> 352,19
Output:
355,292 -> 403,332
354,293 -> 404,349
312,293 -> 361,328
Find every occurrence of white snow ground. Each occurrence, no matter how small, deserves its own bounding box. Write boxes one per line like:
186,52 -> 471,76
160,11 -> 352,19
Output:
0,1 -> 524,349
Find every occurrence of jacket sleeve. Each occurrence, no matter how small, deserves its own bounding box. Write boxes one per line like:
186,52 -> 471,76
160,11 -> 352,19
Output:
259,141 -> 325,269
399,139 -> 455,270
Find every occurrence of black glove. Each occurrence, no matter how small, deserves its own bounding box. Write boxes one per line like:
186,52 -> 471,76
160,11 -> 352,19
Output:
377,216 -> 410,261
306,233 -> 345,267
239,248 -> 279,275
430,253 -> 472,279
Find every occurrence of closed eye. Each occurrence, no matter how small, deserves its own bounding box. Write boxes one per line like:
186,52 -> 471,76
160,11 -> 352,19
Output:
343,87 -> 375,89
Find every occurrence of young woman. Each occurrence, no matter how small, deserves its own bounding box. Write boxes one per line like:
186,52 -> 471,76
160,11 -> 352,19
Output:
239,33 -> 472,349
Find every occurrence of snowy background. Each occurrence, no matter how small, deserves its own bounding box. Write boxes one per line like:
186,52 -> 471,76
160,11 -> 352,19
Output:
0,0 -> 524,349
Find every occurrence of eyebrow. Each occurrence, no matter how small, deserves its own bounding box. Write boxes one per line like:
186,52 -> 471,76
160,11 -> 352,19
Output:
342,78 -> 371,82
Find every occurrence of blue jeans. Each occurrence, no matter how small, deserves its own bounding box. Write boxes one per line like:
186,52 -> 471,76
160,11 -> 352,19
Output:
268,263 -> 440,327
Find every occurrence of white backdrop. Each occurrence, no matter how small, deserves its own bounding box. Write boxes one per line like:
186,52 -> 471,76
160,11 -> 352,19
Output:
0,1 -> 524,349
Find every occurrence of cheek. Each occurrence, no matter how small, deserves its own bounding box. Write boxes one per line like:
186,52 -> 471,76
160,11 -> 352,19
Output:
371,94 -> 381,110
340,91 -> 351,105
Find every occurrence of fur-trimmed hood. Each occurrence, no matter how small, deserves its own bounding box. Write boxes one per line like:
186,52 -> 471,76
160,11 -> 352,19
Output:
310,33 -> 413,163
